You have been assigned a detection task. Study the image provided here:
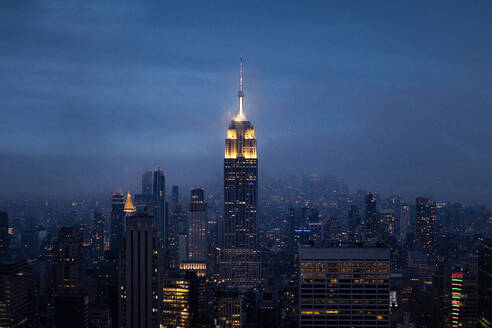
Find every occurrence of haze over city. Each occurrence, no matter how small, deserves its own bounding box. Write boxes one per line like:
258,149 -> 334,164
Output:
1,1 -> 491,205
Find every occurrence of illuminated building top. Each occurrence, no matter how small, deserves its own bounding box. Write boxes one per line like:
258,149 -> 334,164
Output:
225,57 -> 257,159
123,191 -> 136,213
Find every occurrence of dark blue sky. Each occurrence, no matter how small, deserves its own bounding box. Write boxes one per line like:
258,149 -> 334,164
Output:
1,1 -> 491,204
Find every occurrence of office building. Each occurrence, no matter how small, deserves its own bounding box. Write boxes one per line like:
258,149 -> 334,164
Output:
119,209 -> 161,328
449,257 -> 478,328
142,170 -> 153,195
365,193 -> 378,240
55,226 -> 88,328
92,211 -> 105,262
0,258 -> 29,327
110,193 -> 125,256
152,169 -> 166,242
214,288 -> 242,328
162,274 -> 191,328
298,243 -> 390,328
188,188 -> 207,262
415,197 -> 437,262
56,226 -> 84,295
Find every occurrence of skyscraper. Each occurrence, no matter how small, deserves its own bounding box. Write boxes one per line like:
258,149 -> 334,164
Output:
92,211 -> 105,262
220,58 -> 260,286
365,192 -> 378,241
188,188 -> 207,262
55,226 -> 89,328
152,169 -> 166,242
119,209 -> 161,328
399,203 -> 410,242
142,170 -> 153,195
168,185 -> 187,270
415,197 -> 437,263
0,212 -> 8,257
449,257 -> 478,328
478,239 -> 492,328
135,170 -> 155,207
161,273 -> 191,328
298,243 -> 390,328
110,192 -> 125,256
56,226 -> 84,295
0,258 -> 29,328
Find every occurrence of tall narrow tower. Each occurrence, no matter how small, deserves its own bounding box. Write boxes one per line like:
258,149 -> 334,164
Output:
220,58 -> 260,286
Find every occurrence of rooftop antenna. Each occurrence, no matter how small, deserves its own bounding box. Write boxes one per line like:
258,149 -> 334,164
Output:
237,56 -> 246,120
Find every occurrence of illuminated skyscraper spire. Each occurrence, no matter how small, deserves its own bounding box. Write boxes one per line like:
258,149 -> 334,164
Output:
235,56 -> 247,121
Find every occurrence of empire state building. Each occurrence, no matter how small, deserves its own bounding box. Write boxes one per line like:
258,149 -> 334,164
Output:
220,58 -> 261,286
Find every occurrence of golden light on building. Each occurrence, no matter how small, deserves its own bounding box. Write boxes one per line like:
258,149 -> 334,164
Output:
179,262 -> 207,277
162,278 -> 190,328
123,191 -> 136,214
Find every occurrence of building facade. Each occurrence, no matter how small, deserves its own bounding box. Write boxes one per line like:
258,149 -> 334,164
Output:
415,197 -> 437,262
298,243 -> 390,328
188,188 -> 207,262
119,210 -> 161,328
0,258 -> 28,328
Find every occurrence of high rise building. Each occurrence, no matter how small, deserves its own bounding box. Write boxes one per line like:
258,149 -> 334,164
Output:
168,185 -> 188,270
171,185 -> 180,214
142,170 -> 153,195
55,226 -> 88,328
162,273 -> 191,328
0,212 -> 8,257
399,203 -> 410,242
119,209 -> 161,328
22,227 -> 40,259
214,288 -> 242,328
55,294 -> 89,328
220,58 -> 260,286
92,211 -> 105,262
379,209 -> 397,237
110,193 -> 125,256
0,258 -> 29,328
188,188 -> 207,262
449,257 -> 478,328
364,193 -> 378,240
415,197 -> 437,262
348,205 -> 361,241
298,243 -> 390,328
153,169 -> 167,242
56,226 -> 84,295
135,170 -> 155,208
478,239 -> 492,328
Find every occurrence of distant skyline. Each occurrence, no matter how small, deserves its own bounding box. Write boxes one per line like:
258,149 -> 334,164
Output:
1,1 -> 491,205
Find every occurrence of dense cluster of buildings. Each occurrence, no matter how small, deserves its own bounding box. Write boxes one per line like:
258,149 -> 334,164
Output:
0,62 -> 491,328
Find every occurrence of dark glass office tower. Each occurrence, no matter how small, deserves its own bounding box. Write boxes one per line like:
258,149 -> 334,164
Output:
55,226 -> 88,328
110,193 -> 125,256
152,169 -> 166,241
142,170 -> 153,195
119,210 -> 161,328
220,58 -> 260,286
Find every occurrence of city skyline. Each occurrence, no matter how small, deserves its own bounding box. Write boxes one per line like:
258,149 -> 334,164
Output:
1,1 -> 492,206
1,2 -> 491,328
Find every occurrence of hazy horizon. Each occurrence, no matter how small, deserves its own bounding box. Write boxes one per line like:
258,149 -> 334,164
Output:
1,1 -> 491,206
